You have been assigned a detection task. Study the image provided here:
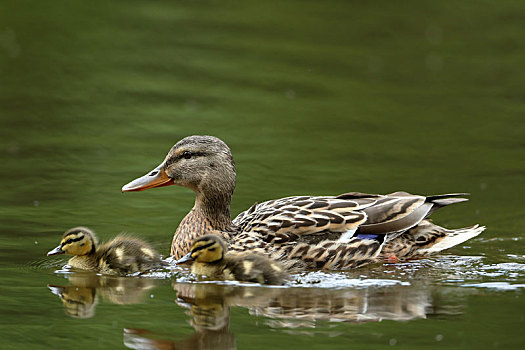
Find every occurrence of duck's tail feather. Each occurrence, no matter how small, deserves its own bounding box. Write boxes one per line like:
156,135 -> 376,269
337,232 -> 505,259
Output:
425,193 -> 469,201
426,193 -> 470,215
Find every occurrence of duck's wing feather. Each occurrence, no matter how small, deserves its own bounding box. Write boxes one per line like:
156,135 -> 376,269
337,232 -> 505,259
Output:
233,195 -> 377,240
357,192 -> 470,238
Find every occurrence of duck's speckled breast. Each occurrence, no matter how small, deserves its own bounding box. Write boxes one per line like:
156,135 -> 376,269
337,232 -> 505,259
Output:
171,209 -> 232,259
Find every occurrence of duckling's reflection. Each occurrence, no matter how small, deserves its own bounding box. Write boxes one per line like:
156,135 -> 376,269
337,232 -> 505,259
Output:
123,281 -> 441,349
48,272 -> 158,318
124,283 -> 238,350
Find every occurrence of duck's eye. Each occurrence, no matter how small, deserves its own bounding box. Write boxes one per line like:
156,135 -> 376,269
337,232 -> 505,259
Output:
182,151 -> 192,159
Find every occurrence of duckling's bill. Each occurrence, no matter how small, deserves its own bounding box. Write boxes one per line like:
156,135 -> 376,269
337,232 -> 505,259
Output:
176,252 -> 194,264
122,163 -> 174,192
48,285 -> 65,297
47,245 -> 64,256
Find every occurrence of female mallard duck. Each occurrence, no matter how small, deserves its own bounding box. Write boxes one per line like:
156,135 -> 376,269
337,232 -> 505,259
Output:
177,234 -> 288,285
47,227 -> 165,275
122,135 -> 485,269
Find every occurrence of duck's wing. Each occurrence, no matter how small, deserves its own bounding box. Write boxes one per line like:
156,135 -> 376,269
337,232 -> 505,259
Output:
233,195 -> 377,242
231,192 -> 476,269
233,192 -> 470,241
354,192 -> 470,238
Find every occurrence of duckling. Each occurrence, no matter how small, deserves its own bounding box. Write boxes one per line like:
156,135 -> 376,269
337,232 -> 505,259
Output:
177,234 -> 288,285
47,227 -> 165,275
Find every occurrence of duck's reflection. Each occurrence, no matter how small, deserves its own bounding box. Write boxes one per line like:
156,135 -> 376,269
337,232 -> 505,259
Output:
48,272 -> 158,318
123,281 -> 442,349
175,282 -> 433,326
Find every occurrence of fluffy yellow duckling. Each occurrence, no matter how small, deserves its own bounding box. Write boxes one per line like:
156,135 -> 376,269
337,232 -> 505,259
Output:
177,234 -> 288,285
47,227 -> 165,275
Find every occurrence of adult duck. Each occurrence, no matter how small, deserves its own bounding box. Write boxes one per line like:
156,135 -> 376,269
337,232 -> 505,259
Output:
122,135 -> 484,269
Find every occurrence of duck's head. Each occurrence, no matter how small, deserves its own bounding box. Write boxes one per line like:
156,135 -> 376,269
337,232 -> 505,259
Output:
121,135 -> 236,198
176,234 -> 227,264
47,227 -> 98,256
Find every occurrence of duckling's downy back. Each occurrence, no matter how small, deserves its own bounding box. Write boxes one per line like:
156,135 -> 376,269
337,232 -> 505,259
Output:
96,235 -> 164,275
223,252 -> 289,285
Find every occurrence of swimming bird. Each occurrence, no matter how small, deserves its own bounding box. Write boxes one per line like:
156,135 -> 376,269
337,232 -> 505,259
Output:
47,227 -> 165,275
121,135 -> 485,269
177,234 -> 289,285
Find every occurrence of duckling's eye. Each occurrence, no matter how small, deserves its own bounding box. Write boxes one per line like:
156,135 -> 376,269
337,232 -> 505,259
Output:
208,248 -> 216,251
182,151 -> 192,159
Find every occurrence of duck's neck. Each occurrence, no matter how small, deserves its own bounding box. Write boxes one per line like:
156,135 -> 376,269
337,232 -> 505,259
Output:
171,188 -> 234,259
194,190 -> 233,229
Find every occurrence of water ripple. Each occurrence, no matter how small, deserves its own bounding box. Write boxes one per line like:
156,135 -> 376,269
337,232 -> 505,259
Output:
461,282 -> 525,291
291,271 -> 410,289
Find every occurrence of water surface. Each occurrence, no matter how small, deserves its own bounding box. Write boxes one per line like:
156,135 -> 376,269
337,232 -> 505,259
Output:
1,1 -> 524,349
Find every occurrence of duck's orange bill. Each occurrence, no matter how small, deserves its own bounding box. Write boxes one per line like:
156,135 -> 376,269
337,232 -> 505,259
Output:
121,164 -> 174,192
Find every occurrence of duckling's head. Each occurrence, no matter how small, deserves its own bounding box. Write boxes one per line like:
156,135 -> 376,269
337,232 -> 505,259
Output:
47,227 -> 98,256
121,135 -> 236,198
177,235 -> 227,264
48,284 -> 97,318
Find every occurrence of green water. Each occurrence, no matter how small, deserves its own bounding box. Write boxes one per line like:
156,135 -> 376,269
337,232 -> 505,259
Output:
1,0 -> 524,349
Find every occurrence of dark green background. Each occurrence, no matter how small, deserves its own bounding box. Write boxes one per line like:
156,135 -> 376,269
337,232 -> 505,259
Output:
1,1 -> 523,349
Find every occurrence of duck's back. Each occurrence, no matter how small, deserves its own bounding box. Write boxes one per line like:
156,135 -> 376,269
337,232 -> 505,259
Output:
96,235 -> 163,275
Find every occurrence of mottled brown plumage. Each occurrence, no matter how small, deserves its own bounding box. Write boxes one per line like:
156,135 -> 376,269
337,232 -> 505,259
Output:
177,234 -> 289,285
122,135 -> 485,270
47,227 -> 165,275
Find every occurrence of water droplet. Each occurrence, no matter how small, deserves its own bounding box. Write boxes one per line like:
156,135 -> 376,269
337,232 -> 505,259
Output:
436,334 -> 444,341
150,294 -> 154,298
285,90 -> 296,99
425,54 -> 443,71
426,24 -> 443,44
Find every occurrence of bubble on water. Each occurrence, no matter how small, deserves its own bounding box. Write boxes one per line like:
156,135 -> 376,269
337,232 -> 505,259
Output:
436,334 -> 443,341
285,90 -> 296,99
389,338 -> 397,346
